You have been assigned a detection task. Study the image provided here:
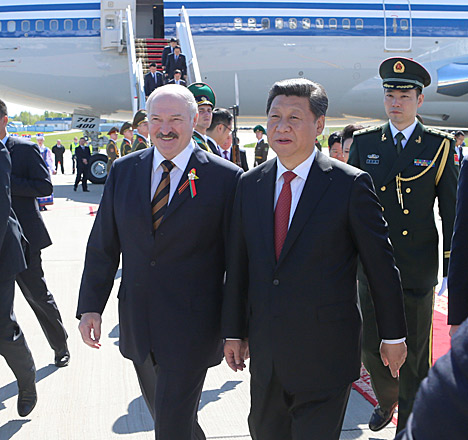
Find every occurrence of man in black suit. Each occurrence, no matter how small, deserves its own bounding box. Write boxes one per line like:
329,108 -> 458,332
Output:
165,46 -> 187,80
167,69 -> 186,86
144,62 -> 164,98
448,157 -> 468,335
0,100 -> 70,368
51,139 -> 65,174
74,137 -> 91,192
161,37 -> 178,73
222,79 -> 407,440
0,139 -> 37,417
454,130 -> 464,168
77,84 -> 242,439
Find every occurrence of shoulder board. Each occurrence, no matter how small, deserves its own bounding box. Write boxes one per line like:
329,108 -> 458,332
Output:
353,126 -> 381,136
424,126 -> 455,140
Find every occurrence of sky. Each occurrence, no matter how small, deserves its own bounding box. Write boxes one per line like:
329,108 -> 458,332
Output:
6,100 -> 48,117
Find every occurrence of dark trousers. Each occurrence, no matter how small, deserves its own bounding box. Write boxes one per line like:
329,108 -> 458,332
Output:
74,165 -> 89,191
0,276 -> 36,389
359,281 -> 433,432
15,249 -> 68,353
55,156 -> 64,174
248,367 -> 351,440
133,353 -> 207,440
72,154 -> 76,173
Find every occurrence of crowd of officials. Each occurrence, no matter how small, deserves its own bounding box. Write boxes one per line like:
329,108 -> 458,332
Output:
2,54 -> 468,440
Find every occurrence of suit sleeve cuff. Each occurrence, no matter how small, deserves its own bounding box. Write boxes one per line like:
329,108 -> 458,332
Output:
225,338 -> 242,341
382,337 -> 406,344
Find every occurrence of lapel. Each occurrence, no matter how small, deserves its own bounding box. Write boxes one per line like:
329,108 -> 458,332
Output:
277,151 -> 333,267
256,159 -> 277,268
135,147 -> 154,232
383,122 -> 426,184
161,146 -> 209,224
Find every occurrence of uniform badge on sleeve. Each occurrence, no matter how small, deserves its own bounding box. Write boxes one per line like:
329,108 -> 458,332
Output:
366,154 -> 380,165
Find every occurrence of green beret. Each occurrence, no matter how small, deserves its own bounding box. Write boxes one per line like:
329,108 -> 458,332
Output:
107,126 -> 119,135
120,121 -> 133,135
132,109 -> 148,129
253,125 -> 266,134
379,57 -> 431,90
188,82 -> 216,107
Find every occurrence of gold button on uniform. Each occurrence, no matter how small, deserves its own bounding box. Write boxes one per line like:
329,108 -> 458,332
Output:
381,186 -> 386,192
403,209 -> 409,215
382,206 -> 385,212
402,230 -> 408,236
406,188 -> 411,193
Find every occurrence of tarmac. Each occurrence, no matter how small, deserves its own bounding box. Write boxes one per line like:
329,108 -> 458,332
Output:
0,146 -> 398,440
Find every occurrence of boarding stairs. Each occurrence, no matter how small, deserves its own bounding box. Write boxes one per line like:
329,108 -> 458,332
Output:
135,38 -> 167,74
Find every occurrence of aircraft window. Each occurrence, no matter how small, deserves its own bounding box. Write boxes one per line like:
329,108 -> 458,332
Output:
248,18 -> 256,28
64,19 -> 73,31
342,18 -> 351,30
7,21 -> 16,33
355,18 -> 364,30
50,20 -> 59,32
289,18 -> 297,30
21,21 -> 30,32
316,18 -> 324,29
302,18 -> 311,30
275,18 -> 284,29
78,19 -> 87,30
261,18 -> 270,29
329,18 -> 337,30
234,18 -> 242,29
93,19 -> 100,31
36,20 -> 45,32
401,19 -> 409,31
105,16 -> 116,30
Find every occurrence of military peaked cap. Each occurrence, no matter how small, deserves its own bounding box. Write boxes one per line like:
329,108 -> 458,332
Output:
132,109 -> 148,129
253,125 -> 266,134
379,57 -> 431,90
120,121 -> 133,135
188,82 -> 216,107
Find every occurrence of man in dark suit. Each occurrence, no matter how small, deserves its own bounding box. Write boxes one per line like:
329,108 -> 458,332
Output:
0,139 -> 37,417
0,100 -> 70,368
77,85 -> 242,439
161,37 -> 178,73
165,46 -> 187,80
454,130 -> 464,168
448,157 -> 468,335
167,69 -> 187,86
144,63 -> 164,98
74,137 -> 91,192
348,57 -> 458,432
222,78 -> 407,440
51,139 -> 65,174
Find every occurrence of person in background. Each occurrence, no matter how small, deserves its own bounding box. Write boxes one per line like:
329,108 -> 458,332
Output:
167,70 -> 186,86
52,139 -> 65,174
165,46 -> 187,80
119,122 -> 133,157
341,124 -> 364,163
144,63 -> 164,98
36,134 -> 55,211
454,130 -> 464,168
131,109 -> 149,152
253,125 -> 269,166
106,127 -> 119,172
161,37 -> 178,75
70,136 -> 79,174
74,137 -> 91,192
328,131 -> 344,161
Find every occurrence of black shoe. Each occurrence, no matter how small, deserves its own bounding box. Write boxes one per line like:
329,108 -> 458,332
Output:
54,349 -> 70,368
369,404 -> 397,431
83,189 -> 90,192
73,187 -> 77,191
17,386 -> 37,417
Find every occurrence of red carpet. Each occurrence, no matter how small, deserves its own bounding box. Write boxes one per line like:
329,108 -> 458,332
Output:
352,294 -> 451,425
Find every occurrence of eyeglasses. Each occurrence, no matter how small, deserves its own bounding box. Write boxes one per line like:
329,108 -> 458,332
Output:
219,123 -> 233,134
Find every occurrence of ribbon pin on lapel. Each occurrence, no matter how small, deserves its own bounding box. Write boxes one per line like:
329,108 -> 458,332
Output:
178,168 -> 199,198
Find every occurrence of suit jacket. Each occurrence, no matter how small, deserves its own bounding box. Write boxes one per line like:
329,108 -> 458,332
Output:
396,316 -> 468,440
144,71 -> 164,97
348,122 -> 458,289
77,146 -> 242,370
229,148 -> 249,172
206,138 -> 220,156
0,141 -> 27,280
75,145 -> 91,169
165,53 -> 187,79
6,135 -> 52,252
222,152 -> 406,393
448,157 -> 468,325
161,45 -> 173,68
52,144 -> 65,159
167,79 -> 187,87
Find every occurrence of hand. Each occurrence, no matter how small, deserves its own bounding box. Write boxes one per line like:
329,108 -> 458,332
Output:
450,325 -> 460,337
380,341 -> 407,378
438,277 -> 448,296
224,339 -> 249,372
78,312 -> 102,349
52,170 -> 57,175
83,159 -> 88,165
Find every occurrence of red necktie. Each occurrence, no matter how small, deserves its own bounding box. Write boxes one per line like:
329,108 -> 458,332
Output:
274,171 -> 296,261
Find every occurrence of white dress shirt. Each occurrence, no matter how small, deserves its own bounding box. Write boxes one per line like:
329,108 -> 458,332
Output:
151,140 -> 194,203
219,146 -> 231,160
389,119 -> 418,149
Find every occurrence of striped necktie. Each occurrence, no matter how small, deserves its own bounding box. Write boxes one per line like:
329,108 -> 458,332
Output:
152,160 -> 175,231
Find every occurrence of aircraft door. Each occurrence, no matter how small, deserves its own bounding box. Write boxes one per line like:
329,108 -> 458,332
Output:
153,1 -> 165,38
383,0 -> 412,52
101,0 -> 136,50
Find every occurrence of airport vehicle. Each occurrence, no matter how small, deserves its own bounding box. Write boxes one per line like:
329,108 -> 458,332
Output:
1,1 -> 467,182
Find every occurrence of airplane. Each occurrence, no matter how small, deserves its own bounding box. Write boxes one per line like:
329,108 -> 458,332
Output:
1,0 -> 468,181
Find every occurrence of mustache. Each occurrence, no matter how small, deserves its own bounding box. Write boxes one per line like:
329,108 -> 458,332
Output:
156,132 -> 179,139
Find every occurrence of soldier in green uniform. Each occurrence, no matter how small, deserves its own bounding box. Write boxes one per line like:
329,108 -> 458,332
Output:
348,57 -> 458,433
106,126 -> 119,172
252,125 -> 269,166
131,109 -> 149,152
119,121 -> 133,157
187,82 -> 217,154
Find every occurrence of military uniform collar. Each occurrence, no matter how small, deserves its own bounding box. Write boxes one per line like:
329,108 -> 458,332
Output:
388,119 -> 418,143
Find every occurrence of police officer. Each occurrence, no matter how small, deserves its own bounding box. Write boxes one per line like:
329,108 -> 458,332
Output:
188,82 -> 218,154
348,57 -> 458,433
106,127 -> 119,172
119,122 -> 133,157
131,109 -> 149,152
253,125 -> 269,166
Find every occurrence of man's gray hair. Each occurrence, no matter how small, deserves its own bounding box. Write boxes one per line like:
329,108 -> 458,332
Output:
146,84 -> 198,120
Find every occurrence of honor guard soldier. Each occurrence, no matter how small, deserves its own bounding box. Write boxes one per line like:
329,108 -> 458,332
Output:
253,125 -> 269,166
188,82 -> 217,154
348,57 -> 459,433
119,122 -> 133,157
131,109 -> 149,152
106,126 -> 119,172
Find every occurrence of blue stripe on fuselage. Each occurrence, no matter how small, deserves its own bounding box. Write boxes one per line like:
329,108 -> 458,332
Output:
0,3 -> 100,12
